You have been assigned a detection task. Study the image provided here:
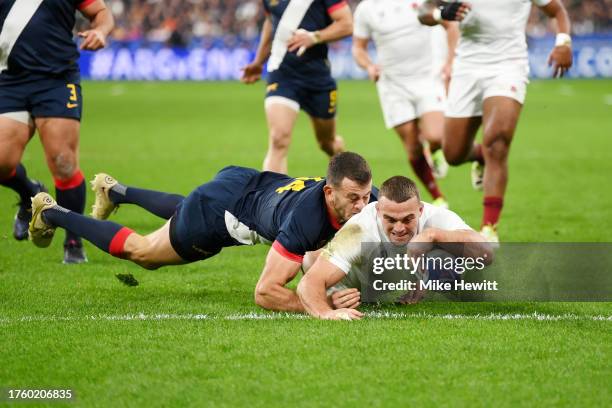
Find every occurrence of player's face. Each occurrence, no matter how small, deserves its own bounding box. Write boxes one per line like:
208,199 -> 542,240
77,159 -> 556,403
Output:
376,196 -> 423,245
326,178 -> 372,224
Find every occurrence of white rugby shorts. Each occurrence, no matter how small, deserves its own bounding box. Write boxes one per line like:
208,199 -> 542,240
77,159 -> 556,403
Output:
446,65 -> 529,118
376,74 -> 446,129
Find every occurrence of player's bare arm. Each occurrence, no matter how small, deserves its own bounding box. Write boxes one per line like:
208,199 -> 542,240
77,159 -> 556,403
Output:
351,37 -> 380,82
540,0 -> 573,78
418,1 -> 471,26
440,21 -> 460,89
303,249 -> 361,309
254,247 -> 357,312
254,246 -> 304,312
408,228 -> 494,264
241,17 -> 273,84
297,257 -> 364,320
78,0 -> 114,51
288,4 -> 353,56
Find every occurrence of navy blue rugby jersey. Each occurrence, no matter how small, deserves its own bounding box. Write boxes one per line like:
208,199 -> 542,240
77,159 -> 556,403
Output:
0,0 -> 94,79
217,166 -> 376,262
263,0 -> 347,86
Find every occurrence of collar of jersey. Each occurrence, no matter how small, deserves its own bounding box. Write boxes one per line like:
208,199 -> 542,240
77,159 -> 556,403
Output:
325,204 -> 342,230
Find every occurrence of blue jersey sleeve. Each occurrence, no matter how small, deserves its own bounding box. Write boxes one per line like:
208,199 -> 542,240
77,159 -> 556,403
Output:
273,216 -> 319,263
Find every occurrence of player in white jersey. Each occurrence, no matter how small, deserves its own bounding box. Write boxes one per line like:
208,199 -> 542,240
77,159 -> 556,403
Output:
297,175 -> 491,320
352,0 -> 458,207
418,0 -> 572,242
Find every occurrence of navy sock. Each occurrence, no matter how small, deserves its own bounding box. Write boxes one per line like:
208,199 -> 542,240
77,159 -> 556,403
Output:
42,207 -> 131,256
55,171 -> 86,244
109,184 -> 184,220
0,163 -> 38,204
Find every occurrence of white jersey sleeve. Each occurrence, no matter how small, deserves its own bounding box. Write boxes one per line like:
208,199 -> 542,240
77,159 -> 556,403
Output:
321,222 -> 365,274
353,1 -> 371,39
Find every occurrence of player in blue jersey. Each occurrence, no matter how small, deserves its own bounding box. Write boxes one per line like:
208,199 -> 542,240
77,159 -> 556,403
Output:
0,0 -> 114,263
28,152 -> 376,312
241,0 -> 353,174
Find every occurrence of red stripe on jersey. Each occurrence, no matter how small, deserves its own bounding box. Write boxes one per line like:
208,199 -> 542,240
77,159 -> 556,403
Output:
272,241 -> 304,263
326,205 -> 342,230
78,0 -> 98,10
54,170 -> 84,190
327,1 -> 348,15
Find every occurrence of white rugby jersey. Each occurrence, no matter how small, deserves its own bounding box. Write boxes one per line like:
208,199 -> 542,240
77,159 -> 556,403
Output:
354,0 -> 439,77
322,201 -> 471,287
453,0 -> 552,71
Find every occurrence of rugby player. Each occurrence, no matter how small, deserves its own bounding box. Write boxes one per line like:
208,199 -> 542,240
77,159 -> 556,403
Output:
297,176 -> 491,320
0,0 -> 114,263
418,0 -> 572,242
28,152 -> 376,312
352,0 -> 458,206
240,0 -> 352,174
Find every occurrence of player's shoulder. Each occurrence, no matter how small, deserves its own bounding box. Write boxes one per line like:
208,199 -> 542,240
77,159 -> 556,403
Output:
420,202 -> 472,231
341,202 -> 379,236
354,0 -> 374,14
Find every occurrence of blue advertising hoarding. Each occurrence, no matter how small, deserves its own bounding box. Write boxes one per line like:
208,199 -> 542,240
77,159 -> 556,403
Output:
79,34 -> 611,81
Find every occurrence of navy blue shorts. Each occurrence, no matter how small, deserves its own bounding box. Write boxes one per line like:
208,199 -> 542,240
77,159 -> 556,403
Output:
0,72 -> 82,121
266,71 -> 337,119
169,166 -> 260,262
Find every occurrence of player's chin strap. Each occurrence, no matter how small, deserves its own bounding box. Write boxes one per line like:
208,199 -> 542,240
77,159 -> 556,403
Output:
267,0 -> 314,72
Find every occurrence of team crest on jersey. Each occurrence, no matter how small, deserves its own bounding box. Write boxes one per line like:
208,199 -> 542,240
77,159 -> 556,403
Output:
269,0 -> 279,6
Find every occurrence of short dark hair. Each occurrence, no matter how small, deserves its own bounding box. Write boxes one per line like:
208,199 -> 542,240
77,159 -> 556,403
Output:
326,152 -> 372,187
380,176 -> 420,203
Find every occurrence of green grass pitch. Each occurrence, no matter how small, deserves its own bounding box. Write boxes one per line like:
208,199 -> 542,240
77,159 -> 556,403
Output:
1,80 -> 611,406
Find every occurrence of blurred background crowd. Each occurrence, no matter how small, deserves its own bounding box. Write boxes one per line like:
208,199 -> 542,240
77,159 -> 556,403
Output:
77,0 -> 611,47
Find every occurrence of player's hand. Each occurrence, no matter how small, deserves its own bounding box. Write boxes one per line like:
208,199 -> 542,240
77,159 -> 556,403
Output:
240,62 -> 263,84
408,229 -> 435,258
331,288 -> 361,309
78,30 -> 107,51
320,308 -> 363,320
440,2 -> 471,22
367,64 -> 381,82
548,45 -> 572,78
288,29 -> 317,57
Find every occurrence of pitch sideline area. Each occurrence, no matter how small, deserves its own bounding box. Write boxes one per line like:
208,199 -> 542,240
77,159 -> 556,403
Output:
1,311 -> 611,324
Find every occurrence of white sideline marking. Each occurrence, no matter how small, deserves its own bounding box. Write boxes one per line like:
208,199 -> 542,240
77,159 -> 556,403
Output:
0,312 -> 610,324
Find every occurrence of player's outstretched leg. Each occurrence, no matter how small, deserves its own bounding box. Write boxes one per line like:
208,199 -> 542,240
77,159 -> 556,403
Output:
30,192 -> 185,269
0,164 -> 47,240
91,173 -> 185,220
